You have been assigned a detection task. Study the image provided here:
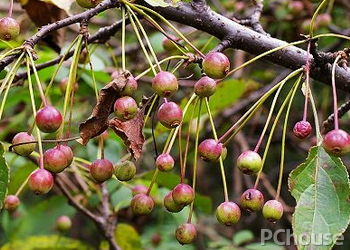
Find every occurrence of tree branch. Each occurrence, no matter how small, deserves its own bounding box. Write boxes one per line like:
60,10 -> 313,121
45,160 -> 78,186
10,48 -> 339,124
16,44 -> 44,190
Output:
2,0 -> 350,93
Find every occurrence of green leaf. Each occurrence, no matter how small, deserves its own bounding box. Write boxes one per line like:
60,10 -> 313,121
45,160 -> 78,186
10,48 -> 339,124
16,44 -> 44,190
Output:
233,230 -> 254,246
115,223 -> 142,250
180,78 -> 246,122
288,146 -> 350,250
0,143 -> 9,210
0,235 -> 92,250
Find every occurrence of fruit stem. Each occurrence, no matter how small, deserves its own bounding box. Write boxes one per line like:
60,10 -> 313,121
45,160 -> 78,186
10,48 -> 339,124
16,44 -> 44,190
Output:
253,75 -> 286,153
84,42 -> 99,100
165,94 -> 197,154
309,0 -> 329,37
98,135 -> 105,159
9,136 -> 81,151
178,125 -> 184,182
8,0 -> 14,17
135,55 -> 188,80
147,94 -> 197,194
144,94 -> 159,126
128,10 -> 157,76
218,68 -> 303,144
45,36 -> 80,97
302,42 -> 311,122
121,6 -> 126,71
204,97 -> 229,202
224,39 -> 308,80
26,50 -> 48,107
132,3 -> 205,58
26,55 -> 44,169
123,2 -> 188,56
308,85 -> 322,143
0,53 -> 24,120
254,76 -> 301,189
15,174 -> 30,196
60,35 -> 84,138
276,75 -> 302,200
127,6 -> 162,72
331,55 -> 341,130
187,98 -> 202,223
182,98 -> 199,183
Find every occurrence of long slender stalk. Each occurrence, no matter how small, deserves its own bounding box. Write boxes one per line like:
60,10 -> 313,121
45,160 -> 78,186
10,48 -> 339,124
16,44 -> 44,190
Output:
331,55 -> 342,130
187,99 -> 202,223
254,77 -> 302,188
26,56 -> 44,169
218,68 -> 303,144
127,6 -> 161,71
127,11 -> 157,75
276,75 -> 302,199
27,50 -> 48,106
121,6 -> 126,71
205,98 -> 228,202
310,0 -> 329,37
0,53 -> 24,119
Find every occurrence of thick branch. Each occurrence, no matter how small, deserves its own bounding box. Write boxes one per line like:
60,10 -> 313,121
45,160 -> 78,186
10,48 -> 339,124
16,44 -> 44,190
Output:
0,0 -> 120,71
147,1 -> 350,92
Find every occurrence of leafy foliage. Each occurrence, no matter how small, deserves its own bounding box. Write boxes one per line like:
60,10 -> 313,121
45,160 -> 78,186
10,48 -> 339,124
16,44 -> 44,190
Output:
289,146 -> 350,250
0,143 -> 9,210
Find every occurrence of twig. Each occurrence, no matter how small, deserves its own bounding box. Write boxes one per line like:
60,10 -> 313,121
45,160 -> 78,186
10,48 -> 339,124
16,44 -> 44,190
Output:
322,99 -> 350,132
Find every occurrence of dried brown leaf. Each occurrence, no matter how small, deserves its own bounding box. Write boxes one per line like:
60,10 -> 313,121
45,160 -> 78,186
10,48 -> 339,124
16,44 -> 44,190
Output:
79,73 -> 130,144
109,110 -> 145,160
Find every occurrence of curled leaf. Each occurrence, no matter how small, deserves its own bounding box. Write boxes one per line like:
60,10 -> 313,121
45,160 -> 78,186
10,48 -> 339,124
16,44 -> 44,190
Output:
79,72 -> 130,144
109,110 -> 145,161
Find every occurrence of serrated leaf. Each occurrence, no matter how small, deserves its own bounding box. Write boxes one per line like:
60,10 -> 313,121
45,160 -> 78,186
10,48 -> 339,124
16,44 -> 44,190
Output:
0,143 -> 9,210
288,146 -> 350,250
245,242 -> 284,250
0,235 -> 92,250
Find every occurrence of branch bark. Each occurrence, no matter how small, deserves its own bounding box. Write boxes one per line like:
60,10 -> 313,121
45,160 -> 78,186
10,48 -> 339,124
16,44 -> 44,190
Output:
1,0 -> 350,93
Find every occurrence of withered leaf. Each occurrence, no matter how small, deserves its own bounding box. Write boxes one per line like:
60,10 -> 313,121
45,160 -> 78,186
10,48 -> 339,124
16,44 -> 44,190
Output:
109,110 -> 145,160
79,72 -> 130,144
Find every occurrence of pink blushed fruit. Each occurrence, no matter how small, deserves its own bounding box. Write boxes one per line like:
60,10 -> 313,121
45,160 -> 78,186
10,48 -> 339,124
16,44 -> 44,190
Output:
202,52 -> 230,79
131,185 -> 148,196
262,200 -> 284,222
216,201 -> 241,226
12,132 -> 36,156
114,96 -> 138,121
43,147 -> 69,173
156,153 -> 175,172
131,194 -> 154,215
293,121 -> 312,139
157,102 -> 183,129
175,223 -> 197,245
35,106 -> 63,133
152,71 -> 178,97
0,17 -> 20,41
236,150 -> 262,175
240,188 -> 264,212
90,159 -> 114,182
28,169 -> 54,195
56,215 -> 72,231
4,195 -> 20,212
198,139 -> 223,162
164,191 -> 184,213
114,160 -> 136,181
172,183 -> 194,206
194,76 -> 217,97
323,129 -> 350,156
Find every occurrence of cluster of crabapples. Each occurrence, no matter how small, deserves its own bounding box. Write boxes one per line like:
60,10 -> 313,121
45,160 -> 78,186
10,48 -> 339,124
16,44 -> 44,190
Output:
3,0 -> 350,246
